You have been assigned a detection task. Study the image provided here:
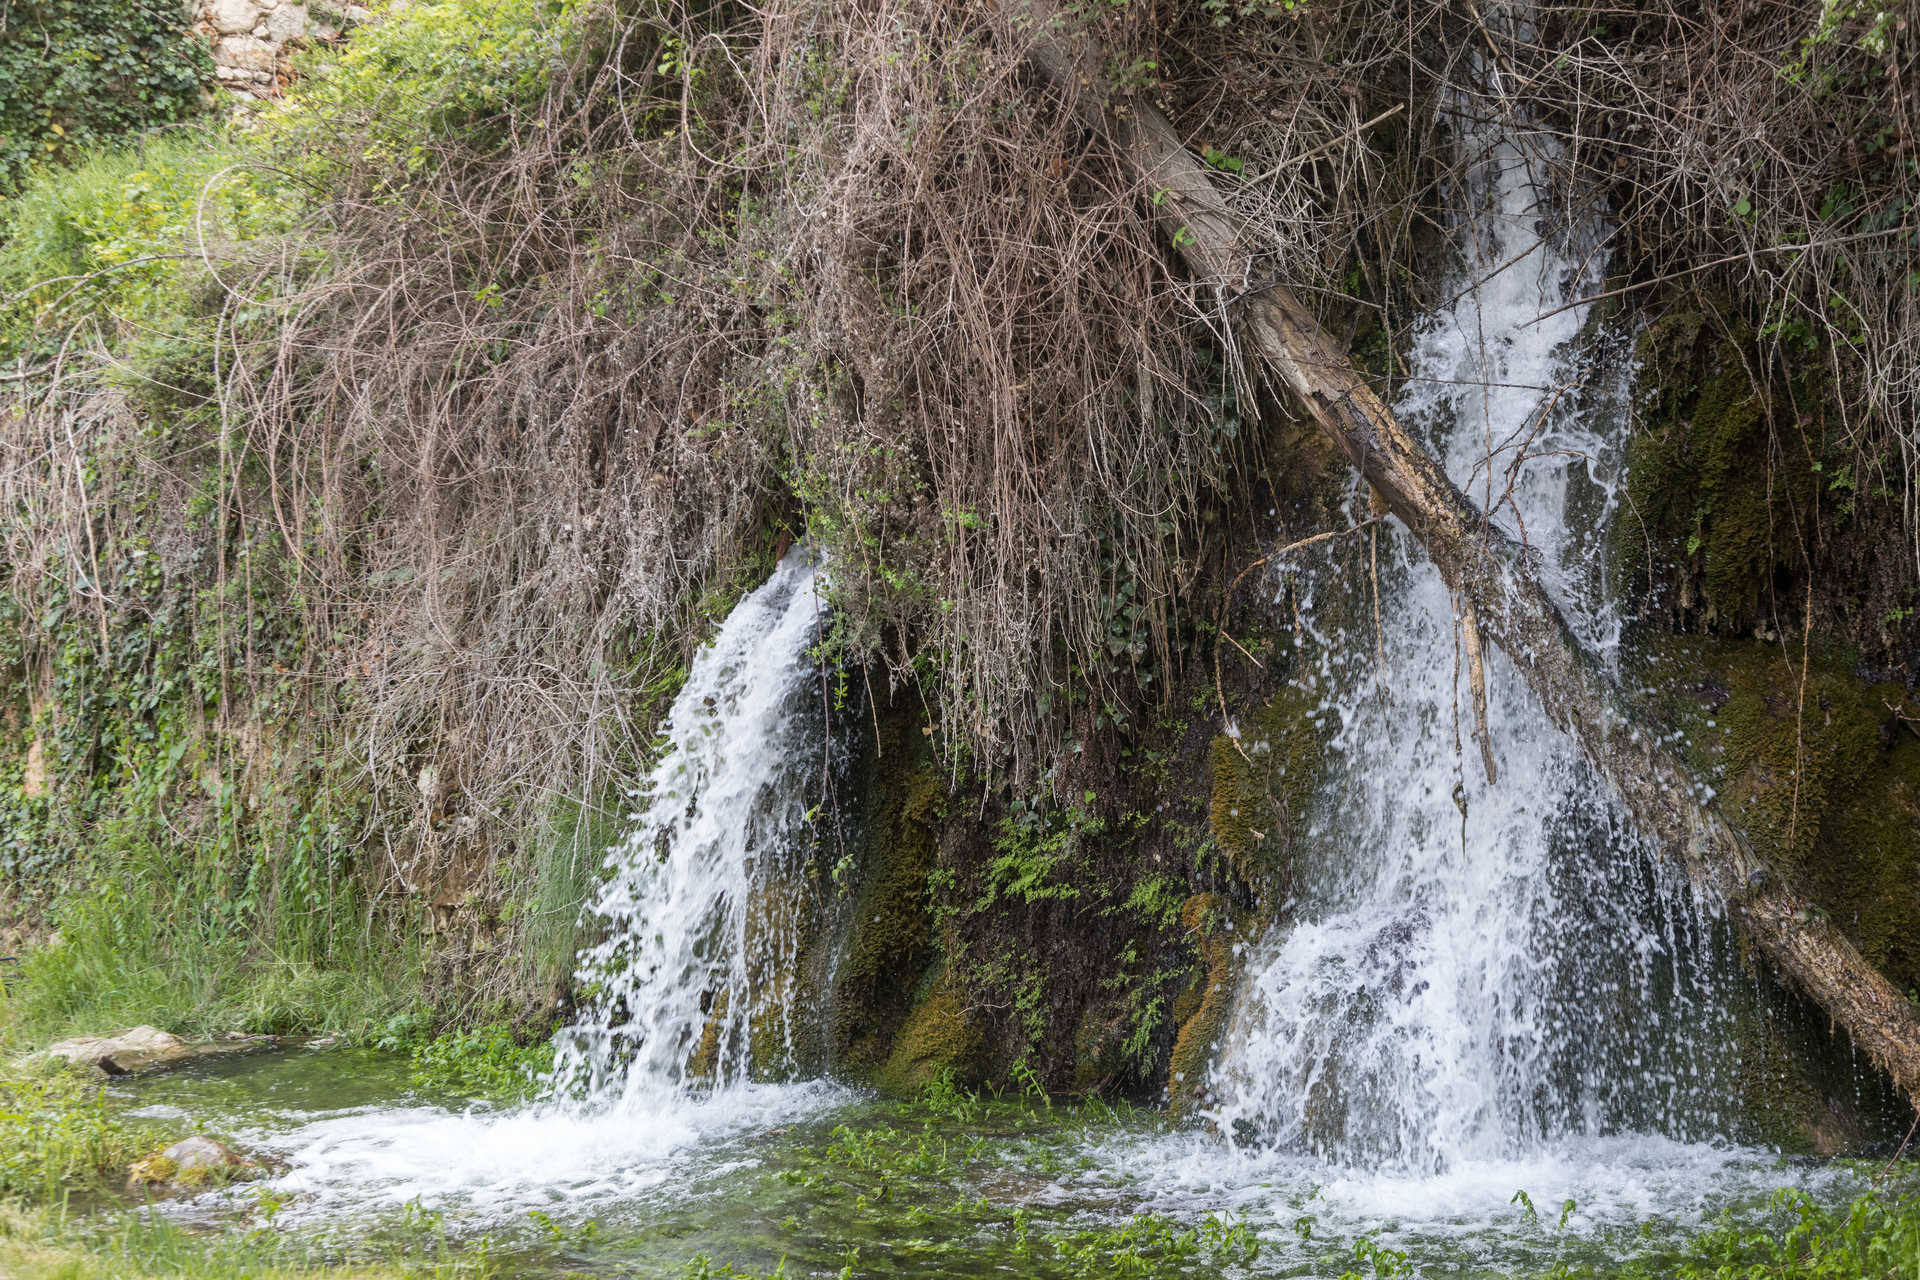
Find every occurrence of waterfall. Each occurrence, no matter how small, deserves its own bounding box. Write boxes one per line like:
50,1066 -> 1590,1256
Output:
551,548 -> 831,1108
1206,103 -> 1734,1173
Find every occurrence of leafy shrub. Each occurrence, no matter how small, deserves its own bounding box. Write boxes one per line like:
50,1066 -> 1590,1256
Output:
407,1024 -> 554,1102
0,131 -> 295,361
0,0 -> 212,194
269,0 -> 588,174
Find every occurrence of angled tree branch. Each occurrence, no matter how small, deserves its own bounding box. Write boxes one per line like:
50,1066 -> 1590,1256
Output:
1009,1 -> 1920,1109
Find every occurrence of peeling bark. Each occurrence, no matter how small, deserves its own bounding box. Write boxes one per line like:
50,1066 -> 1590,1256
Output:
1013,3 -> 1920,1110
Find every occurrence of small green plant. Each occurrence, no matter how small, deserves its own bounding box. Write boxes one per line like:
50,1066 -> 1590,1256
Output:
407,1024 -> 555,1102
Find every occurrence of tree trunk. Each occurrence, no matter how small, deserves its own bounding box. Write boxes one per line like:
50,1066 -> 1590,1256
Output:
1012,3 -> 1920,1110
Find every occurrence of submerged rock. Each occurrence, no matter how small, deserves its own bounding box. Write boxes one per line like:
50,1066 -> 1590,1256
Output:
37,1026 -> 275,1077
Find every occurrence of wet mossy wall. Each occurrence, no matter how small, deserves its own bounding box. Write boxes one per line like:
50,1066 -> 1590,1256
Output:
799,521 -> 1339,1105
1619,306 -> 1916,670
1628,634 -> 1920,998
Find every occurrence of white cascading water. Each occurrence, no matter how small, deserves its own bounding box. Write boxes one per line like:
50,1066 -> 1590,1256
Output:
1205,101 -> 1734,1173
246,551 -> 844,1219
552,548 -> 830,1106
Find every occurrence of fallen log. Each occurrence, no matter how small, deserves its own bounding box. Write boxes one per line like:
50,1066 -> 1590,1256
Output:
1012,3 -> 1920,1109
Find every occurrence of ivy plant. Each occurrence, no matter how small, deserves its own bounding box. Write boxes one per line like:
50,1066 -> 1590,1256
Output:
0,0 -> 213,193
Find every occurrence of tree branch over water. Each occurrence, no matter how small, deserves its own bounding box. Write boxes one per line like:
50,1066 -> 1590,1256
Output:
1008,0 -> 1920,1111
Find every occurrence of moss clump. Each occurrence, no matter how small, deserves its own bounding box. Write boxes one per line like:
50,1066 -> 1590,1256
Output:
1207,686 -> 1326,890
1166,893 -> 1241,1116
1629,635 -> 1920,993
1617,310 -> 1824,631
122,1154 -> 177,1190
872,970 -> 985,1098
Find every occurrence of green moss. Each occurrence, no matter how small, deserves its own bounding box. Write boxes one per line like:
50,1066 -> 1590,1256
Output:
1166,893 -> 1241,1116
829,696 -> 944,1082
872,970 -> 985,1098
1618,311 -> 1821,629
1628,634 -> 1920,993
1207,685 -> 1325,889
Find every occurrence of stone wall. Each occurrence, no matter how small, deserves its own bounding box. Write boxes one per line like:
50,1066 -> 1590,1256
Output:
197,0 -> 370,95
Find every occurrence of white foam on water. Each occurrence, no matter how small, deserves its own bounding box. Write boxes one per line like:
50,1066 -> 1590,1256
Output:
235,1081 -> 847,1223
1077,1124 -> 1859,1276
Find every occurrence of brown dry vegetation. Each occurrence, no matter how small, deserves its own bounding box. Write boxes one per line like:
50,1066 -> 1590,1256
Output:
1,0 -> 1914,1016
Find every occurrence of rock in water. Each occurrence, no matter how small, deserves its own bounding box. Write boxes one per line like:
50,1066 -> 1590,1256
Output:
44,1026 -> 198,1075
36,1026 -> 275,1076
127,1137 -> 259,1192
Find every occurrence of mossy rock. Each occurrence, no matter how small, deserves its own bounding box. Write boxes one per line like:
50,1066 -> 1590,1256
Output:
872,969 -> 985,1098
1208,685 -> 1326,891
1618,311 -> 1820,629
1167,892 -> 1243,1116
1628,633 -> 1920,994
829,697 -> 944,1081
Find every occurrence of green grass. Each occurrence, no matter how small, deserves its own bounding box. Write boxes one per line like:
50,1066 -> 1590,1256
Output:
2,874 -> 427,1053
0,1063 -> 165,1203
0,1202 -> 494,1280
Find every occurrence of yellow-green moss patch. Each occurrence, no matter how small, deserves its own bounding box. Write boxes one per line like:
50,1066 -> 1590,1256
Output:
873,970 -> 985,1099
1208,686 -> 1326,890
1167,893 -> 1242,1116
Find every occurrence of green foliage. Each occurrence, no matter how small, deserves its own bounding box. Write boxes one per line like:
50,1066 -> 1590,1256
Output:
269,0 -> 589,176
0,1064 -> 157,1201
406,1024 -> 553,1102
0,0 -> 211,194
1538,1186 -> 1920,1280
0,131 -> 295,362
4,868 -> 425,1047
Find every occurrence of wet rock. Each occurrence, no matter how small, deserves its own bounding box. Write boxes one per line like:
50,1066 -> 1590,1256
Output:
43,1026 -> 198,1075
127,1137 -> 261,1193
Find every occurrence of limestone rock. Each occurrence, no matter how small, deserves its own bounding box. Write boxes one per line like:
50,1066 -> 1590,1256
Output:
214,35 -> 279,73
265,2 -> 309,41
43,1026 -> 198,1075
208,0 -> 261,34
34,1026 -> 276,1076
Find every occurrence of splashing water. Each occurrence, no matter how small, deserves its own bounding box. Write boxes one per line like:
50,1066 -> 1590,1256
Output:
230,550 -> 850,1221
550,547 -> 834,1108
1206,105 -> 1737,1173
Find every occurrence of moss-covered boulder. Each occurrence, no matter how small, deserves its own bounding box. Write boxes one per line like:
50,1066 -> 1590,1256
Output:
872,969 -> 985,1098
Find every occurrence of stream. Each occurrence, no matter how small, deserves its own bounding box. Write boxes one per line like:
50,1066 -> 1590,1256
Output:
52,61 -> 1913,1280
95,1047 -> 1887,1278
